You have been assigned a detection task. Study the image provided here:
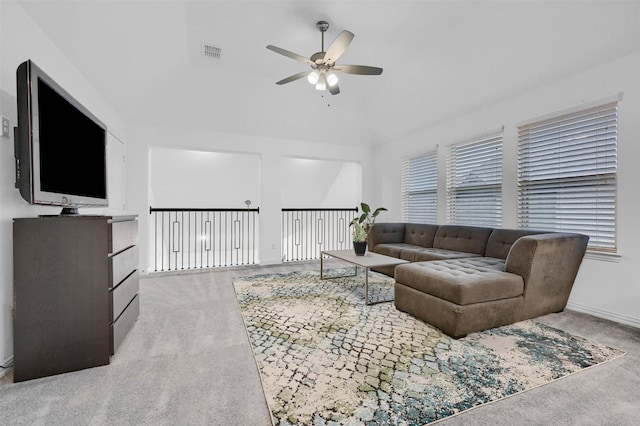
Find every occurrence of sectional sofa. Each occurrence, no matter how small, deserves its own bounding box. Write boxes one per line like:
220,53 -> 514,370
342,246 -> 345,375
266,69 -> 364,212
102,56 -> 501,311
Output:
368,223 -> 589,338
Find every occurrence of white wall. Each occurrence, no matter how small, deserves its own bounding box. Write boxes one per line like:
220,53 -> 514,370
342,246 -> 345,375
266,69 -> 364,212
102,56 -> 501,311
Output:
127,123 -> 372,270
0,2 -> 128,371
281,158 -> 362,209
149,148 -> 261,209
374,51 -> 640,328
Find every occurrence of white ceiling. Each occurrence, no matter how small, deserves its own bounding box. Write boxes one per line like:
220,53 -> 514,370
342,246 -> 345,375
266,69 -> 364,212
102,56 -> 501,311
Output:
17,0 -> 640,147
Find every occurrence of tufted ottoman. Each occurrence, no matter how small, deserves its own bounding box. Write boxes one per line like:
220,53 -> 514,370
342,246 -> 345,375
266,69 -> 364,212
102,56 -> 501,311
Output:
394,257 -> 525,338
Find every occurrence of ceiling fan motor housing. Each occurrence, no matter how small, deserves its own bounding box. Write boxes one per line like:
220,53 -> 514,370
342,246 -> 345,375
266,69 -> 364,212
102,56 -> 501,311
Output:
310,52 -> 325,64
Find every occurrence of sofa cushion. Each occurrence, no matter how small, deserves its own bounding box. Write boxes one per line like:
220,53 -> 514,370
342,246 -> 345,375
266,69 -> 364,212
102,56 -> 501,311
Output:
399,247 -> 481,262
433,225 -> 493,255
394,260 -> 524,305
367,223 -> 406,250
452,256 -> 506,271
374,243 -> 417,258
485,229 -> 544,259
404,224 -> 438,248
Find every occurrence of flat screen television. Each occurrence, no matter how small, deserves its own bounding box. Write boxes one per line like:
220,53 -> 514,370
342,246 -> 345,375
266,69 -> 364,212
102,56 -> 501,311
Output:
14,59 -> 108,214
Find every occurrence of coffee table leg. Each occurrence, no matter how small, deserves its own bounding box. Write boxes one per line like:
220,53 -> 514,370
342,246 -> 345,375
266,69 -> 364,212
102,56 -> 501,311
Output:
320,253 -> 358,280
365,267 -> 369,305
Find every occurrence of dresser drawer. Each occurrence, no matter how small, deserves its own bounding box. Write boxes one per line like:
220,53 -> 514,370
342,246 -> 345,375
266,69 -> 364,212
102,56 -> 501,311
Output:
109,219 -> 138,254
111,270 -> 139,322
109,246 -> 138,288
111,294 -> 139,355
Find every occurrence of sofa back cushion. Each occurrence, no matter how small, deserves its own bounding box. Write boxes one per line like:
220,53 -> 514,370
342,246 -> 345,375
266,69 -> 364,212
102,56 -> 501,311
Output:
404,224 -> 438,248
433,225 -> 493,255
485,229 -> 545,259
367,223 -> 405,251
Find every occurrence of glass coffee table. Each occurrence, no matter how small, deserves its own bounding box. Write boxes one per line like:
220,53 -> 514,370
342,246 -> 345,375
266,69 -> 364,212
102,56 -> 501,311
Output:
320,249 -> 409,305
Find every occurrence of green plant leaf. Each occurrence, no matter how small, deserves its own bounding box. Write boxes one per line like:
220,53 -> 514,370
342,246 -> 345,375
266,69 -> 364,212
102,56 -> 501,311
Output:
372,207 -> 387,218
353,202 -> 386,232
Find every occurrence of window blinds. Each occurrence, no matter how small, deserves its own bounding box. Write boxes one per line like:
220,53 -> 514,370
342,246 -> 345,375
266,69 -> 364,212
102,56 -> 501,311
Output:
401,151 -> 437,223
517,102 -> 618,252
446,134 -> 503,227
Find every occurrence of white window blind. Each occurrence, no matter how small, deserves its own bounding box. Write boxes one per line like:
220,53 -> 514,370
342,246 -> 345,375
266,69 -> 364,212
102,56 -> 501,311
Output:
401,151 -> 437,223
446,134 -> 503,226
517,102 -> 618,252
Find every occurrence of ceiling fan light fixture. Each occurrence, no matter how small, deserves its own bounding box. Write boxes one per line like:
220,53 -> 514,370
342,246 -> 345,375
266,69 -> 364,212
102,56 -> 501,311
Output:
315,74 -> 327,91
307,70 -> 320,84
326,71 -> 339,87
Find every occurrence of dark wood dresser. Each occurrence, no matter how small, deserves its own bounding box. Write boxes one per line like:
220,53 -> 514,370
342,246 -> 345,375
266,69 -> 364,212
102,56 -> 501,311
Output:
13,215 -> 139,382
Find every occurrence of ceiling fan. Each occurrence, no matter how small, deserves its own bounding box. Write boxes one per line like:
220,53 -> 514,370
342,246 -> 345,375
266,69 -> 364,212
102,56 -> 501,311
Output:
266,20 -> 383,95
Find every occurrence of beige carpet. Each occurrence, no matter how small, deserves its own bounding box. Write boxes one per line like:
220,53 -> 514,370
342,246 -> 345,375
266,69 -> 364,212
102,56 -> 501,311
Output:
0,263 -> 636,425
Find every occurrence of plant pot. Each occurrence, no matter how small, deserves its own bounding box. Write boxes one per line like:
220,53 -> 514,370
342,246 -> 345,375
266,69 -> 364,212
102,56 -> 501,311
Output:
353,241 -> 367,256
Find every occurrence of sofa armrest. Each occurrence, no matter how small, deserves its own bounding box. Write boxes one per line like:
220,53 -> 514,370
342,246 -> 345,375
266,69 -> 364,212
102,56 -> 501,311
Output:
505,233 -> 589,320
367,223 -> 406,252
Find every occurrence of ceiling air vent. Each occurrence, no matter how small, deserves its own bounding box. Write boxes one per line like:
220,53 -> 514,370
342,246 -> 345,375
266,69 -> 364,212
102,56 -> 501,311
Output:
202,43 -> 221,60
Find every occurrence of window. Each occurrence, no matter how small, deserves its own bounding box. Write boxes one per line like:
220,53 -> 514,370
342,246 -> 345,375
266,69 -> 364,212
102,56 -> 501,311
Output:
401,151 -> 437,223
517,102 -> 618,252
446,134 -> 503,226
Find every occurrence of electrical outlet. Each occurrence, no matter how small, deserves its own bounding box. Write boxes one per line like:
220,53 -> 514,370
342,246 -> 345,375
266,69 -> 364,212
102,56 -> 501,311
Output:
1,117 -> 9,138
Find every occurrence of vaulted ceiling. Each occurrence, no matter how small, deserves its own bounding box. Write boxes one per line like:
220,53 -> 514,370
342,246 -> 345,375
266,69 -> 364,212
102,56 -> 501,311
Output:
17,0 -> 640,147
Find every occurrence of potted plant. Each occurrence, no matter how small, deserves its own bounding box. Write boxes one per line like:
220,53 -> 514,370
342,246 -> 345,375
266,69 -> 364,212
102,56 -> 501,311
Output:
351,220 -> 368,256
349,202 -> 387,256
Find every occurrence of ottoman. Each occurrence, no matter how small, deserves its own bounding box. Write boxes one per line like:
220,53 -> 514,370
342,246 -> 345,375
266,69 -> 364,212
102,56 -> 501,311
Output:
394,258 -> 525,338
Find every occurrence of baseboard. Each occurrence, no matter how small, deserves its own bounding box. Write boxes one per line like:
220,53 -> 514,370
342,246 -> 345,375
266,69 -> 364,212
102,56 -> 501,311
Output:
0,355 -> 13,379
258,260 -> 283,266
566,301 -> 640,329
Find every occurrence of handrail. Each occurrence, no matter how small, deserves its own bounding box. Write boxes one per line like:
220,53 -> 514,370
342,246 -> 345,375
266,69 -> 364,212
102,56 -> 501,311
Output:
149,206 -> 357,269
150,207 -> 260,213
149,207 -> 259,271
282,207 -> 358,212
281,207 -> 357,261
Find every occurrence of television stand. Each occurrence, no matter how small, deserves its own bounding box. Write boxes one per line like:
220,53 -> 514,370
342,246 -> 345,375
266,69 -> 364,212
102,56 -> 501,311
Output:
60,207 -> 79,215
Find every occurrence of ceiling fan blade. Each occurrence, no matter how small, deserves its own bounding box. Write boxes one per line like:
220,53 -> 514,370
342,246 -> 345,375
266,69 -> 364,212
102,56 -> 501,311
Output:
266,45 -> 315,66
323,30 -> 354,65
275,71 -> 309,85
333,64 -> 383,75
328,83 -> 340,95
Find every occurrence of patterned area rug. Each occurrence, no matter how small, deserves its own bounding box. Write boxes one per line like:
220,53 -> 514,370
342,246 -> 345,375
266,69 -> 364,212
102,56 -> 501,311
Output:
233,269 -> 624,426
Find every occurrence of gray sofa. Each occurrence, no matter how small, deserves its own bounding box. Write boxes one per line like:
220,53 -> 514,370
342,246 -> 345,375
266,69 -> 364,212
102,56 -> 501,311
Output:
368,223 -> 589,338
